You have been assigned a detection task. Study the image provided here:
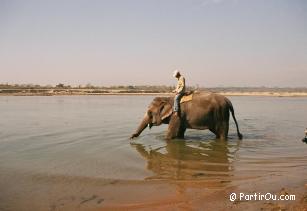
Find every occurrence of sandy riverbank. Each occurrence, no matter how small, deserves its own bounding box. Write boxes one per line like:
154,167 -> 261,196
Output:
1,91 -> 307,97
1,169 -> 305,211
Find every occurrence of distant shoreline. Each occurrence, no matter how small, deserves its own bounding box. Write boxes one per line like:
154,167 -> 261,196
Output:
1,85 -> 307,97
1,89 -> 307,97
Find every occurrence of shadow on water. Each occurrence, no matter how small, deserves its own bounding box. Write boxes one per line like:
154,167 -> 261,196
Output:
130,136 -> 242,180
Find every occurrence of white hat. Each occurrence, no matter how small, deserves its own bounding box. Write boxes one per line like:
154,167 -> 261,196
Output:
173,70 -> 180,77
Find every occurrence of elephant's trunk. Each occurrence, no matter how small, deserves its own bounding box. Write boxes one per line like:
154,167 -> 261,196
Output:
130,114 -> 150,139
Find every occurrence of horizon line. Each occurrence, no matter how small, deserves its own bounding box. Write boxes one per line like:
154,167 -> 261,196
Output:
1,83 -> 307,89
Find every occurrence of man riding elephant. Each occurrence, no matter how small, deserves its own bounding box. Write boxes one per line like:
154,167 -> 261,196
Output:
130,92 -> 243,140
130,70 -> 243,140
172,70 -> 185,117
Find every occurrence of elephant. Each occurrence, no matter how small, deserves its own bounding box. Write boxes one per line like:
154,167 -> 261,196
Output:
130,92 -> 243,140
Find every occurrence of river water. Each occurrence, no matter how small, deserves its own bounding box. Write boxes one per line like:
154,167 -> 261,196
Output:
0,95 -> 306,210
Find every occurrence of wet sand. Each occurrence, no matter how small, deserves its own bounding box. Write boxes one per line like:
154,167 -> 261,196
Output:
1,168 -> 306,211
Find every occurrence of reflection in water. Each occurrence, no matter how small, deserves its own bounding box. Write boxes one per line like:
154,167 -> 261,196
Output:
131,139 -> 241,180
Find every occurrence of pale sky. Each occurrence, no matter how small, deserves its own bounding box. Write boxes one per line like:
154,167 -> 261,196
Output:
0,0 -> 306,87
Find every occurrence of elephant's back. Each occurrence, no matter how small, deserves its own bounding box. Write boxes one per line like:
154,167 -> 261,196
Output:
188,92 -> 230,113
194,91 -> 227,104
182,92 -> 228,113
182,92 -> 227,128
181,92 -> 229,112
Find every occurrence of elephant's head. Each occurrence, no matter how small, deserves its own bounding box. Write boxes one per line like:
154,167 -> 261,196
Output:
130,97 -> 173,139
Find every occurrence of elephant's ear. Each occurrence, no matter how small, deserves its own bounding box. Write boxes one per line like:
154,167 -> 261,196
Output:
160,102 -> 173,120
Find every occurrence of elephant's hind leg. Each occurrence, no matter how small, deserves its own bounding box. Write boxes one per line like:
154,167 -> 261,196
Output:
218,121 -> 229,140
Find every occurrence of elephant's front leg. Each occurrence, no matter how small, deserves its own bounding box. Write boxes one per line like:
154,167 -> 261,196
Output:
166,114 -> 182,140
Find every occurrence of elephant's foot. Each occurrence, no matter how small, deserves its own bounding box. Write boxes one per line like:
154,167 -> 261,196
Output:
166,131 -> 179,140
165,134 -> 175,140
177,127 -> 186,139
215,133 -> 229,140
219,136 -> 227,140
215,133 -> 227,140
177,135 -> 185,139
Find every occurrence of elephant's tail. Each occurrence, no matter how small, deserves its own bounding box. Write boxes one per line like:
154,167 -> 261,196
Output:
227,100 -> 243,140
